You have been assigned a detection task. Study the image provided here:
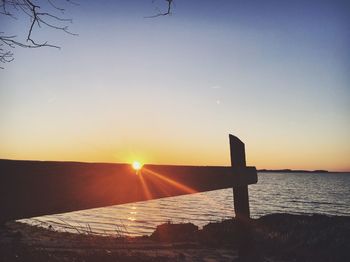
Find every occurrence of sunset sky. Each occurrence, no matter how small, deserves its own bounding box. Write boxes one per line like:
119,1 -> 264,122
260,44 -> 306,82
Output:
1,0 -> 349,171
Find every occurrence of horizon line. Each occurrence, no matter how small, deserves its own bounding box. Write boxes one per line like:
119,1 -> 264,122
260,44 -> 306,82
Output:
1,158 -> 349,173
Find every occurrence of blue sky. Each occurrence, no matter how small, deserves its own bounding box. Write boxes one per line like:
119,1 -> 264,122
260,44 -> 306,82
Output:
1,0 -> 349,171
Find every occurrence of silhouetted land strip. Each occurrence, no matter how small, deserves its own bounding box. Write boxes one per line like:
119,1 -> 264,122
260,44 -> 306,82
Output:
1,213 -> 349,261
258,169 -> 330,173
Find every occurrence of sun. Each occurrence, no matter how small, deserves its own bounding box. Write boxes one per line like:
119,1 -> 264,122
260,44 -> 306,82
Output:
132,161 -> 143,171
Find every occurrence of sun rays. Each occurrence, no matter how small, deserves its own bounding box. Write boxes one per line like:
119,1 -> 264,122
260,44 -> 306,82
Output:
143,168 -> 197,195
130,162 -> 198,200
128,163 -> 233,213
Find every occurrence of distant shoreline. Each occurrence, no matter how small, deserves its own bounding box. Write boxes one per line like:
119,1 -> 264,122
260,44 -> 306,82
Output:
258,169 -> 330,173
1,159 -> 349,173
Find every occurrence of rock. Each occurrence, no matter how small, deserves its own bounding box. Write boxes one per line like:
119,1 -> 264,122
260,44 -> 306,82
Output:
200,219 -> 239,246
150,222 -> 198,242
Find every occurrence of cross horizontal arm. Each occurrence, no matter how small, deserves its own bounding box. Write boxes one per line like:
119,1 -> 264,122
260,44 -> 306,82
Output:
0,160 -> 257,222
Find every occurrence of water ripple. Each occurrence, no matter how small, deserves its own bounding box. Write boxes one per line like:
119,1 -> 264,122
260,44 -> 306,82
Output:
20,172 -> 350,236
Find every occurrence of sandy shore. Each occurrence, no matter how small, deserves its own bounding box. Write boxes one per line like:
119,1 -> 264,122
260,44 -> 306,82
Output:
1,213 -> 349,261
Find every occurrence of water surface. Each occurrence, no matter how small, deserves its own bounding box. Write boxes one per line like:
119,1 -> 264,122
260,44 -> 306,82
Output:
21,172 -> 350,236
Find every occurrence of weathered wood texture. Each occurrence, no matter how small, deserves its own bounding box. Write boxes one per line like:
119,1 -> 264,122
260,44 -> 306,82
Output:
0,159 -> 257,222
229,134 -> 251,218
229,134 -> 258,259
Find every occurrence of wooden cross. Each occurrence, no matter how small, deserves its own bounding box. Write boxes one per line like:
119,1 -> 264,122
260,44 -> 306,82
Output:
0,134 -> 257,223
230,134 -> 258,259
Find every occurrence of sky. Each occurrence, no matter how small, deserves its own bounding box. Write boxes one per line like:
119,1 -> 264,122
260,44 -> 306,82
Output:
1,0 -> 349,171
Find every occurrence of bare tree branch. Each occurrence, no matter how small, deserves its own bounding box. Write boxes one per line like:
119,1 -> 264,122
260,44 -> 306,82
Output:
0,0 -> 77,68
0,0 -> 174,68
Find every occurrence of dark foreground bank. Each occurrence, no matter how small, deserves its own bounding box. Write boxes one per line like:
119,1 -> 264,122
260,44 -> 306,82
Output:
1,213 -> 349,262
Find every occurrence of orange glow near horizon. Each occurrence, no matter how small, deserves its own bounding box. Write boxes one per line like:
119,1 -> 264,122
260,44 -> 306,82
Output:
1,135 -> 349,172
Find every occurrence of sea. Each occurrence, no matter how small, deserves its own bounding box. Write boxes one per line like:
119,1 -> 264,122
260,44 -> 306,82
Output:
20,172 -> 350,236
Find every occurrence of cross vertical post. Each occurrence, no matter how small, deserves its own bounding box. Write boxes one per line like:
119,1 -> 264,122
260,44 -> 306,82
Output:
229,134 -> 250,219
229,134 -> 257,260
